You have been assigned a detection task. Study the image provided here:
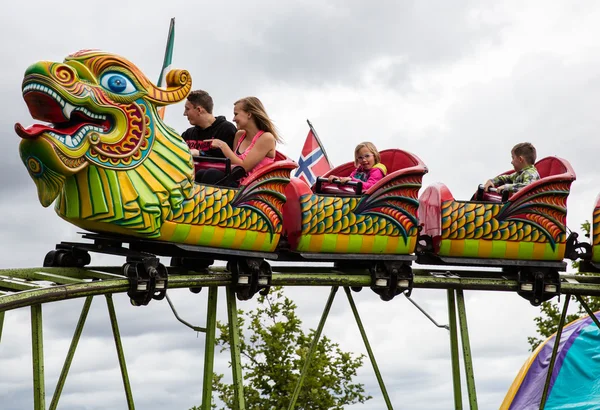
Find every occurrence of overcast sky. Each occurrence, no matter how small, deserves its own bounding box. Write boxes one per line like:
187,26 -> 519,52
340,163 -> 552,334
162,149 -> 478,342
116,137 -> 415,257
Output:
1,1 -> 600,409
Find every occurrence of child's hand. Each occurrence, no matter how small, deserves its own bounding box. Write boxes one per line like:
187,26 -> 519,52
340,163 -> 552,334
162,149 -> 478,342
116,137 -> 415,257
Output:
327,175 -> 340,182
190,148 -> 200,156
483,180 -> 495,192
496,185 -> 507,193
339,177 -> 352,184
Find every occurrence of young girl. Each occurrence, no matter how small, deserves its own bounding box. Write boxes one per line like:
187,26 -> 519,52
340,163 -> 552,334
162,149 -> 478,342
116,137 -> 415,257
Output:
327,142 -> 387,191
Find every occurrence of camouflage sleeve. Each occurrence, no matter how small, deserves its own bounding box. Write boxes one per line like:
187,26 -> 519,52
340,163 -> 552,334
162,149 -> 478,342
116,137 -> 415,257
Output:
507,169 -> 540,192
492,171 -> 516,186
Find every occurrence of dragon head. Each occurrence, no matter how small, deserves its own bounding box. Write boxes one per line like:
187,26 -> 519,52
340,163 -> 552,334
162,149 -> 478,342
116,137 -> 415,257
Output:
16,50 -> 192,206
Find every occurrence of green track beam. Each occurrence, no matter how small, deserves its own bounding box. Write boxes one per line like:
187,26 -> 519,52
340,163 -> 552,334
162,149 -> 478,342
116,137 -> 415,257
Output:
0,311 -> 4,343
344,287 -> 393,409
105,294 -> 135,410
576,295 -> 600,331
201,287 -> 218,410
540,295 -> 571,409
7,269 -> 600,313
49,296 -> 94,410
31,304 -> 45,410
227,287 -> 246,410
288,286 -> 339,410
447,290 -> 463,410
456,290 -> 477,409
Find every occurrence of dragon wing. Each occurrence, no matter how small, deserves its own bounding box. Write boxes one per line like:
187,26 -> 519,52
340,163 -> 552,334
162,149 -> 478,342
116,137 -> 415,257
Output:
353,170 -> 424,241
231,165 -> 293,238
495,180 -> 573,248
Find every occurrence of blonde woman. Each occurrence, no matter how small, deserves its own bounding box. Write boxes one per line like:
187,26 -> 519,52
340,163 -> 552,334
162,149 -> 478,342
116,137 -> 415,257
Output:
196,96 -> 282,186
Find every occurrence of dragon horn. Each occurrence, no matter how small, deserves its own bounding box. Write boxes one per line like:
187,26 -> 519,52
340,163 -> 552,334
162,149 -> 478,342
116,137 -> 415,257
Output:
146,69 -> 192,106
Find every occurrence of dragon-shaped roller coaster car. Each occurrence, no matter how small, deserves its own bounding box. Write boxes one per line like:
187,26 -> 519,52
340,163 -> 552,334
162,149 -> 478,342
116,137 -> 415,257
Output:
416,156 -> 583,305
14,50 -> 588,305
15,50 -> 296,301
282,149 -> 428,300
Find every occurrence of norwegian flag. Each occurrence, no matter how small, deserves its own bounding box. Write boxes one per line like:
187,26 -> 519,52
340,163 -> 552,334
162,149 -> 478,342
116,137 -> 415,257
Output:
294,120 -> 334,186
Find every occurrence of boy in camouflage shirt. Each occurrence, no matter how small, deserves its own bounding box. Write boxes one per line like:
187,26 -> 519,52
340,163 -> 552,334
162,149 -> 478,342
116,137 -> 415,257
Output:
483,142 -> 540,193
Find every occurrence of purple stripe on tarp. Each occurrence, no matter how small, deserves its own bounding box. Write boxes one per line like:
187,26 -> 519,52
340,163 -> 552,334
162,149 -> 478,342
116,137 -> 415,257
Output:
509,315 -> 596,409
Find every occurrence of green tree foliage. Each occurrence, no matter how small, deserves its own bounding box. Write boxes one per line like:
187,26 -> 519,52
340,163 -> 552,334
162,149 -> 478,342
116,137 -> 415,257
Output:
528,221 -> 600,350
200,287 -> 371,409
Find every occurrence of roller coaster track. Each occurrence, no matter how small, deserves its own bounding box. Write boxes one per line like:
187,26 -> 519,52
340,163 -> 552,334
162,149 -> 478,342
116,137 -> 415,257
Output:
3,263 -> 600,409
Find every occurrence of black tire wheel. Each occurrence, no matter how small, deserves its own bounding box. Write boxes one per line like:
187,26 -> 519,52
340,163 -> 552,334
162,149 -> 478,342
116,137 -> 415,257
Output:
43,250 -> 57,267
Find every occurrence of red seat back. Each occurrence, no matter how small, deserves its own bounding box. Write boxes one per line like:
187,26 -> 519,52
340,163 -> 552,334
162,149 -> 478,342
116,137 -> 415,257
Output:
316,149 -> 427,195
535,156 -> 569,178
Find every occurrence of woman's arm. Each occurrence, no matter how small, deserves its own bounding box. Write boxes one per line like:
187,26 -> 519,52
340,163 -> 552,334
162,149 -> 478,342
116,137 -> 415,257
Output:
210,131 -> 245,166
212,131 -> 276,171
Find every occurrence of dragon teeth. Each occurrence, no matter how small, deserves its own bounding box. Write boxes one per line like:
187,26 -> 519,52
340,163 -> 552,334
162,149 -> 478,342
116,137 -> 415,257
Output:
63,103 -> 75,120
73,106 -> 105,120
24,83 -> 107,121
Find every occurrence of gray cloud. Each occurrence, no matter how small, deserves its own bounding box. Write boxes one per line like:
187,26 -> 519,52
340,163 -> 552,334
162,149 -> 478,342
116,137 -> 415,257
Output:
2,1 -> 599,409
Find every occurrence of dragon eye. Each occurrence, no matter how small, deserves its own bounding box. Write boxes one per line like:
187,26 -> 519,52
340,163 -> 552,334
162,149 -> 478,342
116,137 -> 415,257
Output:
100,73 -> 136,94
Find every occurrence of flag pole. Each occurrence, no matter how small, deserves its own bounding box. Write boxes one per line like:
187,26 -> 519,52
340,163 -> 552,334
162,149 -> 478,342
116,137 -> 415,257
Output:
157,17 -> 176,87
306,119 -> 333,168
157,18 -> 176,120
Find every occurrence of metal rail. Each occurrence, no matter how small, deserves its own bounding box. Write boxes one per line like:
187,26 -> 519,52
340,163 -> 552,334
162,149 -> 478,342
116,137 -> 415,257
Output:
2,264 -> 600,409
3,266 -> 600,313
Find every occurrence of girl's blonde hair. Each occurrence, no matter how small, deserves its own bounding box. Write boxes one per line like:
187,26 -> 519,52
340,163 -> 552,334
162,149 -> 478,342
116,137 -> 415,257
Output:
234,96 -> 283,143
354,141 -> 381,166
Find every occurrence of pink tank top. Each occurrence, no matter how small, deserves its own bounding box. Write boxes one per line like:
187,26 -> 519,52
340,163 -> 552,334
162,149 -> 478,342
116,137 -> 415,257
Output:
235,130 -> 275,185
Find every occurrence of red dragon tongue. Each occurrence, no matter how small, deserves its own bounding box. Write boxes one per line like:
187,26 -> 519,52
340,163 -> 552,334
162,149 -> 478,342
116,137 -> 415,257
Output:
15,123 -> 54,139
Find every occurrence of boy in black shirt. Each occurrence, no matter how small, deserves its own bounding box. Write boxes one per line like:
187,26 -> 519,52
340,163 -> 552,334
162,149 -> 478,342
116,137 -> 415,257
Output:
182,90 -> 236,158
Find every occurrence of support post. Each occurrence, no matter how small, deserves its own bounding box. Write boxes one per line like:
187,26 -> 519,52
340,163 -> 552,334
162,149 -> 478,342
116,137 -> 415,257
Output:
540,295 -> 571,409
201,287 -> 218,410
50,296 -> 94,410
105,294 -> 135,410
288,286 -> 339,410
576,295 -> 600,331
447,290 -> 463,410
456,290 -> 478,409
344,287 -> 393,409
31,304 -> 45,410
226,286 -> 246,410
0,311 -> 4,344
